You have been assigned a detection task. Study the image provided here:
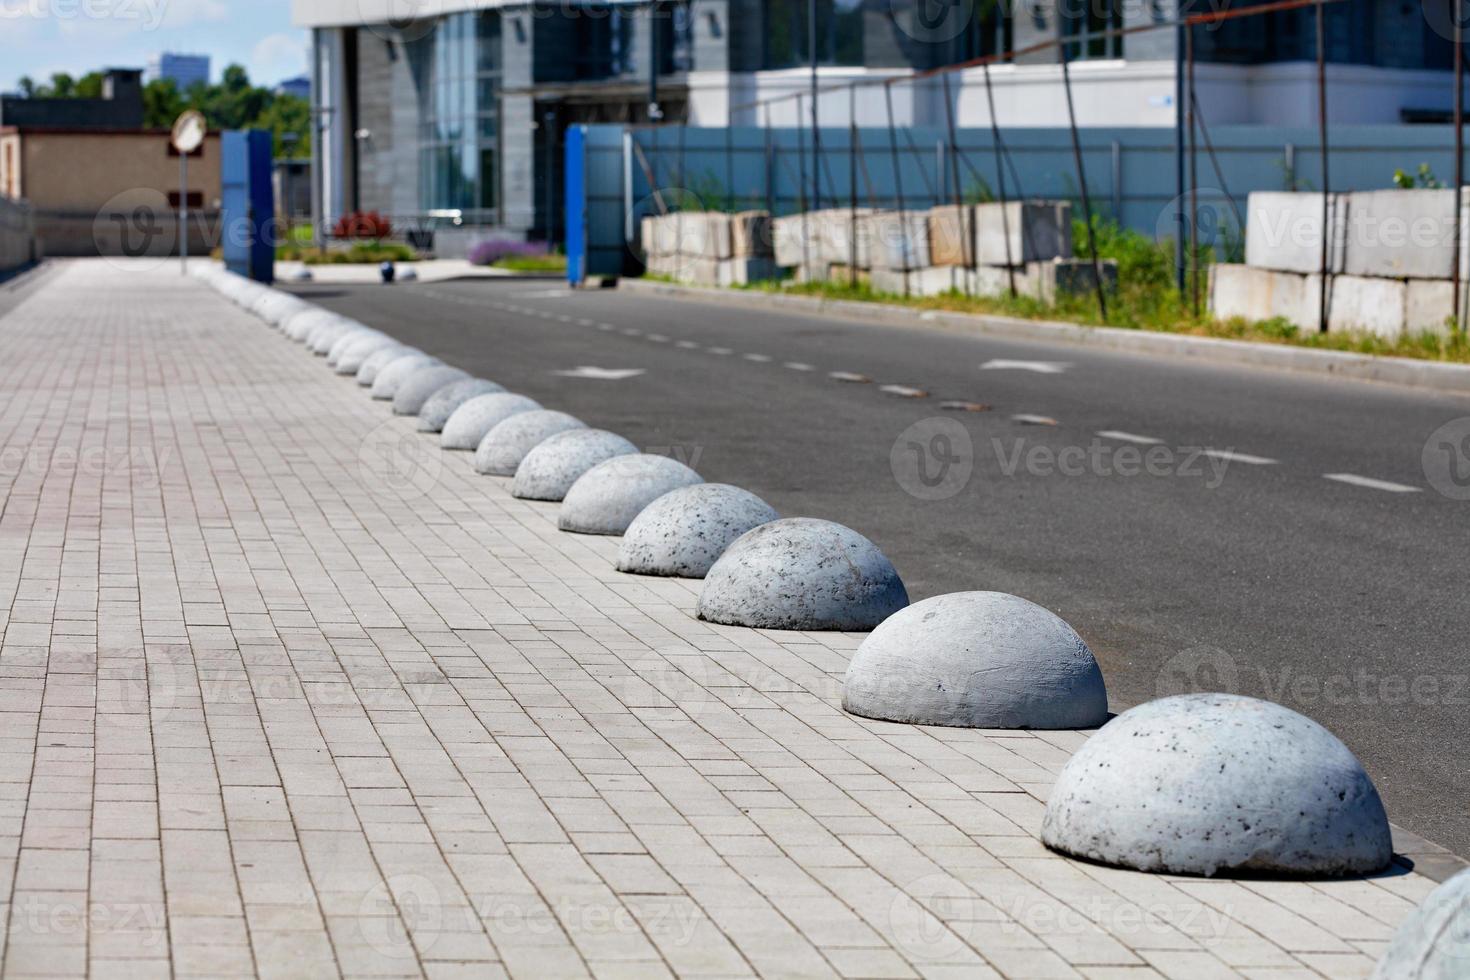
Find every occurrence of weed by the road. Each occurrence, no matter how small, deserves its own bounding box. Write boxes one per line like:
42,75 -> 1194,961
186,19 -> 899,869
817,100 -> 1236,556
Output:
739,219 -> 1470,364
494,253 -> 568,273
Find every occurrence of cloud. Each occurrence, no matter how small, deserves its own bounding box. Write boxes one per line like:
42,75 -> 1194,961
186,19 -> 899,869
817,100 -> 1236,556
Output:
250,31 -> 307,86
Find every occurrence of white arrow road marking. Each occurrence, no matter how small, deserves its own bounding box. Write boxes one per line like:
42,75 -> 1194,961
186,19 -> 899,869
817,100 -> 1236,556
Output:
981,359 -> 1070,374
1097,430 -> 1163,445
1012,414 -> 1058,426
553,367 -> 647,380
1324,473 -> 1421,493
1204,449 -> 1278,466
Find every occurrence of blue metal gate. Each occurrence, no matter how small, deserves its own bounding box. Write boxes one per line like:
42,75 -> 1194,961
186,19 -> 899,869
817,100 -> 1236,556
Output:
221,130 -> 275,284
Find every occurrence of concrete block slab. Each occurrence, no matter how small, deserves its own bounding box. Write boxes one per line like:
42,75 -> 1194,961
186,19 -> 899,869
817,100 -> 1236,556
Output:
1245,191 -> 1346,275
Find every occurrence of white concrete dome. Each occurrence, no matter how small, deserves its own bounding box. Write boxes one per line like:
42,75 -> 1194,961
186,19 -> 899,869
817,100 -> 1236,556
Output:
616,484 -> 778,578
285,309 -> 341,342
841,592 -> 1109,730
472,410 -> 585,474
392,366 -> 470,416
1040,693 -> 1393,877
558,454 -> 704,535
697,518 -> 909,631
511,429 -> 638,501
439,393 -> 542,450
335,334 -> 399,375
327,328 -> 386,367
307,319 -> 358,354
1372,868 -> 1470,980
355,345 -> 418,385
418,379 -> 506,432
370,354 -> 441,400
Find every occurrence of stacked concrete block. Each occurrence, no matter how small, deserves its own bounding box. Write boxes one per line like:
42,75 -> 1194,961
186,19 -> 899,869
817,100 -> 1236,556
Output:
871,257 -> 1117,301
642,210 -> 775,286
930,202 -> 1073,269
1218,189 -> 1467,337
859,210 -> 931,270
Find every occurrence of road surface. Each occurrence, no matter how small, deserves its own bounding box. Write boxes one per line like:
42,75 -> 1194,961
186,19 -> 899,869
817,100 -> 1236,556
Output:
289,275 -> 1470,857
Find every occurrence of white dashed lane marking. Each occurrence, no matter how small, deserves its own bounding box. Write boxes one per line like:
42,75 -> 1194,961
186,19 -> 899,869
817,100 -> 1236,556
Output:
879,384 -> 927,398
1323,473 -> 1422,493
675,340 -> 700,349
743,353 -> 772,363
829,371 -> 871,383
1204,449 -> 1278,466
707,347 -> 733,355
1096,430 -> 1164,445
783,362 -> 815,372
981,359 -> 1070,374
1012,414 -> 1058,426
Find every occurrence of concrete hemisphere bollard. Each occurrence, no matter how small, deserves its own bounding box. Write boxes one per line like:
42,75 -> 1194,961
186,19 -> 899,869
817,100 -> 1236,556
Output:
696,518 -> 909,631
511,429 -> 638,501
840,592 -> 1108,730
1039,693 -> 1393,877
355,345 -> 418,386
616,483 -> 779,578
558,454 -> 704,535
440,393 -> 543,450
418,378 -> 506,432
474,410 -> 587,476
370,354 -> 441,400
392,366 -> 471,416
336,334 -> 400,376
308,319 -> 361,355
1372,868 -> 1470,980
327,328 -> 385,367
285,309 -> 341,342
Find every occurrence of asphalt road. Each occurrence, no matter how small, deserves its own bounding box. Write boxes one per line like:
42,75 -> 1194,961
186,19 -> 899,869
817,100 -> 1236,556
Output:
290,275 -> 1470,858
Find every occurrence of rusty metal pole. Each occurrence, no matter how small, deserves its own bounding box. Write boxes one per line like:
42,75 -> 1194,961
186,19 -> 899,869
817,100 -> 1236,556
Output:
982,63 -> 1017,297
1454,0 -> 1464,331
849,84 -> 859,288
1060,44 -> 1108,322
1187,23 -> 1200,317
941,72 -> 972,294
1316,0 -> 1330,333
884,82 -> 910,298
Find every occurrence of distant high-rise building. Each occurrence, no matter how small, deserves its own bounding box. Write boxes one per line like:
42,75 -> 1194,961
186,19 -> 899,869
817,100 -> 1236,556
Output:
146,53 -> 210,92
275,76 -> 310,101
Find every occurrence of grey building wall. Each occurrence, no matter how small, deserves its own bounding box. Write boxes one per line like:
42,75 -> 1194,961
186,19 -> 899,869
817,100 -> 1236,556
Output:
355,31 -> 422,218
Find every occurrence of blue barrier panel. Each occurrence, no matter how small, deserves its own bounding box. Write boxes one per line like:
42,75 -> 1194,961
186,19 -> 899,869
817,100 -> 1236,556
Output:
565,125 -> 586,285
221,130 -> 275,284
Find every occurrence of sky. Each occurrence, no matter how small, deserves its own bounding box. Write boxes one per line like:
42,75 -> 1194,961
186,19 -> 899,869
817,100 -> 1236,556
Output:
3,0 -> 308,91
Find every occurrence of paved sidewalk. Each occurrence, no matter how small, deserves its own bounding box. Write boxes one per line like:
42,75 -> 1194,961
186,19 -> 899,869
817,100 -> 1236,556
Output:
0,260 -> 1440,978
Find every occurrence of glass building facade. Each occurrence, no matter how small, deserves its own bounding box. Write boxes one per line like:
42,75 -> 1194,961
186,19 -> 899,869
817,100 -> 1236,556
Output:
414,12 -> 502,220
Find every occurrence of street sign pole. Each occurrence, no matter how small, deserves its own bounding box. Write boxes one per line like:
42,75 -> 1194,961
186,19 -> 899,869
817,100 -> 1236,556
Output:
180,150 -> 189,274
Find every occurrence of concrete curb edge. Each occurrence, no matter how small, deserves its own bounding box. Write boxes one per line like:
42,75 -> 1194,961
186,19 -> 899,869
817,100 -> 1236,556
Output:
614,277 -> 1470,397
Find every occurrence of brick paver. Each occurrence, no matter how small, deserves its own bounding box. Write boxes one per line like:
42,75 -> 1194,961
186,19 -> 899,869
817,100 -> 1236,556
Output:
0,261 -> 1440,978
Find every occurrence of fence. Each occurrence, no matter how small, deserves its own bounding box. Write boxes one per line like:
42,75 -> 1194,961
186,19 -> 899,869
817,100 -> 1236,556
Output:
0,196 -> 37,274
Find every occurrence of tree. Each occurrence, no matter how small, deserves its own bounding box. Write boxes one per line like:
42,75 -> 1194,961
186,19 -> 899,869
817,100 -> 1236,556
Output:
17,76 -> 35,98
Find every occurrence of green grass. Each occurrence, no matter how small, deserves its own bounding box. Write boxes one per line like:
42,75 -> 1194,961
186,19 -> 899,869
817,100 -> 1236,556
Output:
494,253 -> 567,273
729,218 -> 1470,365
276,241 -> 417,265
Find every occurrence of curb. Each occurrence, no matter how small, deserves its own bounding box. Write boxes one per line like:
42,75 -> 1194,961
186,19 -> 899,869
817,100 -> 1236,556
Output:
615,278 -> 1470,397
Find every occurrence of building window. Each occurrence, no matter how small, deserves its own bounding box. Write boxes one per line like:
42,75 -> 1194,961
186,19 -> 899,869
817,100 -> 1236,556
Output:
1062,0 -> 1123,60
763,0 -> 869,69
416,11 -> 500,221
